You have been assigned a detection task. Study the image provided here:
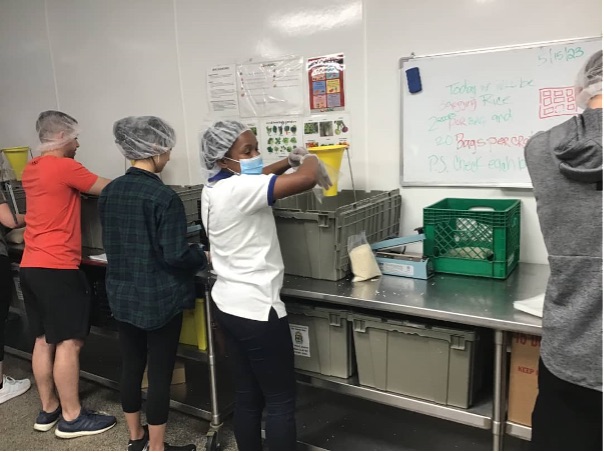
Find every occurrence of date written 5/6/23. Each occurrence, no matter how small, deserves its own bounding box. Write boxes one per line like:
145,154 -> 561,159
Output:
537,46 -> 585,66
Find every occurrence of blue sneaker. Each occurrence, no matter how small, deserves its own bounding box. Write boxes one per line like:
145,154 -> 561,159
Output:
54,408 -> 116,439
34,405 -> 61,432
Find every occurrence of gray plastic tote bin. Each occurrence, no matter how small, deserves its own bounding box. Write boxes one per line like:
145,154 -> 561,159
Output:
273,190 -> 401,281
169,184 -> 204,224
286,302 -> 354,378
351,313 -> 479,408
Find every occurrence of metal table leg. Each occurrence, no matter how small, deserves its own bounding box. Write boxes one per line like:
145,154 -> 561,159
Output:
204,281 -> 223,451
493,330 -> 509,451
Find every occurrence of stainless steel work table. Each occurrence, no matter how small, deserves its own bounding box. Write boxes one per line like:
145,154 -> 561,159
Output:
277,263 -> 547,450
7,241 -> 546,450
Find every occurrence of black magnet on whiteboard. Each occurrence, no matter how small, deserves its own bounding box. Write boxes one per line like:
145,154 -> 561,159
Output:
406,67 -> 422,93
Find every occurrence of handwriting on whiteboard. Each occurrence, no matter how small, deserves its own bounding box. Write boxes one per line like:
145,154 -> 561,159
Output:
401,40 -> 600,185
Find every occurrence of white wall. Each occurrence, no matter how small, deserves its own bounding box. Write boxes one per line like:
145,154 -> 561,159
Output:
0,0 -> 601,263
0,0 -> 56,148
364,0 -> 602,264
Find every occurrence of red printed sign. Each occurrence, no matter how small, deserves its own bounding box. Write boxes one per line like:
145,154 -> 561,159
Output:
307,53 -> 345,112
539,86 -> 577,119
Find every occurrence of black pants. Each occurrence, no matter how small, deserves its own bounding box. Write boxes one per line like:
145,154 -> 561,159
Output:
0,255 -> 11,362
117,313 -> 182,425
215,307 -> 297,451
532,358 -> 603,451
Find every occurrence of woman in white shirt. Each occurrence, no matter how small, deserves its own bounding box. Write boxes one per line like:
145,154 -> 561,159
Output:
200,121 -> 330,451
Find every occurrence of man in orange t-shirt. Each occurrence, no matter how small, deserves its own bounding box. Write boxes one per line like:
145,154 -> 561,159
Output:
19,111 -> 116,438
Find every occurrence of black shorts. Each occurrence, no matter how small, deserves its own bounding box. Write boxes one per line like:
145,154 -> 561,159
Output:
20,268 -> 92,344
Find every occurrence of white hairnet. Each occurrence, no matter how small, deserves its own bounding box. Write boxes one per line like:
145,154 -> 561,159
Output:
113,116 -> 176,160
36,110 -> 81,152
576,50 -> 603,109
200,120 -> 249,179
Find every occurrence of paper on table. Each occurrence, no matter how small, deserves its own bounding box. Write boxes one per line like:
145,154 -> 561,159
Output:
88,253 -> 107,263
513,293 -> 545,318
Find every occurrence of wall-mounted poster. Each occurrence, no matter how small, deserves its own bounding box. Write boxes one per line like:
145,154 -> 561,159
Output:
206,64 -> 239,117
245,120 -> 260,138
307,53 -> 346,113
237,57 -> 305,118
260,118 -> 303,165
302,114 -> 350,148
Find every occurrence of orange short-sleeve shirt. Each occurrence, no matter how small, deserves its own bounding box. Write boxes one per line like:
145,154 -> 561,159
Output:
21,155 -> 98,269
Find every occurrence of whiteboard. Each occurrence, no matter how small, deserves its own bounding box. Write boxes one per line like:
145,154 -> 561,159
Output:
400,37 -> 602,187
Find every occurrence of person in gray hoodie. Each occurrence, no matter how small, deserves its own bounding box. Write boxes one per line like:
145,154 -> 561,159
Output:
525,50 -> 602,451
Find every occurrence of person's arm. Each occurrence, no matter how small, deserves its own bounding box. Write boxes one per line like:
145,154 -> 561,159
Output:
263,158 -> 291,176
61,159 -> 111,195
0,204 -> 24,229
263,147 -> 308,175
272,154 -> 332,200
85,177 -> 112,196
157,196 -> 208,271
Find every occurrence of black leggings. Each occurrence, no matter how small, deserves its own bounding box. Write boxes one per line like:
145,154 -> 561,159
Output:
215,307 -> 297,451
0,255 -> 12,362
117,313 -> 182,425
532,358 -> 603,451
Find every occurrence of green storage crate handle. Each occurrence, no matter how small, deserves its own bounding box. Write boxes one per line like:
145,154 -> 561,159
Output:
450,335 -> 467,350
329,313 -> 343,327
353,319 -> 367,333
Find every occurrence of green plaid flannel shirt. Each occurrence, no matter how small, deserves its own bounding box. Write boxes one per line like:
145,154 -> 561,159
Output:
99,168 -> 206,330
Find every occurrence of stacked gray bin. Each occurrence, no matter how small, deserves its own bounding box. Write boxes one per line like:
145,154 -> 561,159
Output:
169,184 -> 204,224
1,182 -> 26,214
286,302 -> 354,378
81,195 -> 103,249
351,313 -> 479,408
273,190 -> 401,281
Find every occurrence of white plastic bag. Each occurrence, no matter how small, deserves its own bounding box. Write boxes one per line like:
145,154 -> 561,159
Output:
347,231 -> 381,282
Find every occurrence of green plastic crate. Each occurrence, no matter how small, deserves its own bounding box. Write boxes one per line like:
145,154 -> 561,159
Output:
423,198 -> 521,279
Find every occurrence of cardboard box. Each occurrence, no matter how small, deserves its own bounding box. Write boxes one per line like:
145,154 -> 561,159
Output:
141,361 -> 185,389
508,333 -> 541,426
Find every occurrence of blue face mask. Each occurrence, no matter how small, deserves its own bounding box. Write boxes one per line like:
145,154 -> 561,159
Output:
226,155 -> 264,175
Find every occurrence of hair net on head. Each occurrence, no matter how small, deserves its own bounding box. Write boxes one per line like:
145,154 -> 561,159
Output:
113,116 -> 176,160
200,120 -> 249,180
576,50 -> 603,109
36,110 -> 81,152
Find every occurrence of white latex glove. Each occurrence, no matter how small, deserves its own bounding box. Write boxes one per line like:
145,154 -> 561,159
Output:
288,147 -> 309,168
317,160 -> 333,190
301,154 -> 332,190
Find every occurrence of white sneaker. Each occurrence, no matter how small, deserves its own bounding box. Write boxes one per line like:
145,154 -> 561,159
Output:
0,375 -> 32,404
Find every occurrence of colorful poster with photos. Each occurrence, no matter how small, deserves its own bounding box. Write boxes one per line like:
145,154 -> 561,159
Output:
302,114 -> 350,148
307,53 -> 345,112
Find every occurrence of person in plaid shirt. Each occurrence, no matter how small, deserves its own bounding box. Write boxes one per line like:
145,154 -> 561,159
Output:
99,116 -> 207,451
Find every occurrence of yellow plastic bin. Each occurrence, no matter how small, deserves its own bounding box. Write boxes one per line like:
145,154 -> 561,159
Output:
179,298 -> 207,351
1,147 -> 30,181
307,145 -> 347,197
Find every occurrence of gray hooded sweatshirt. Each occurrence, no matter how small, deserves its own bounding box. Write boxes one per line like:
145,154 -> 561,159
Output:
525,107 -> 602,391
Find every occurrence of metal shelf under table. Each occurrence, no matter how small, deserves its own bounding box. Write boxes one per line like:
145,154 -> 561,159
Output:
506,421 -> 532,441
295,370 -> 492,430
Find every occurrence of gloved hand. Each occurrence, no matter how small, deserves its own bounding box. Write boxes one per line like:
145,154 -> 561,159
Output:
301,154 -> 333,189
316,160 -> 333,190
288,147 -> 309,168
